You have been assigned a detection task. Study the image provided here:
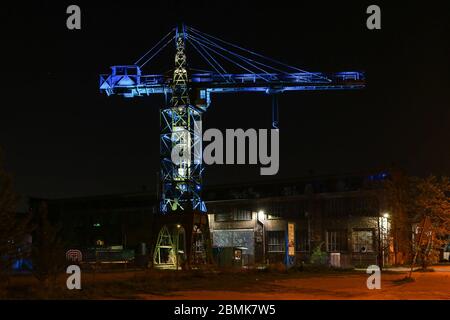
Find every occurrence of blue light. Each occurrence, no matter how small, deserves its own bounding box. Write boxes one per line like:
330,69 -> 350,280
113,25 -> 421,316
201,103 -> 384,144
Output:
368,171 -> 389,181
100,70 -> 365,97
12,258 -> 32,271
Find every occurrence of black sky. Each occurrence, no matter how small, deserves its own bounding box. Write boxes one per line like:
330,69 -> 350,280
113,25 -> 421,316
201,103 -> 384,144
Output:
0,0 -> 449,201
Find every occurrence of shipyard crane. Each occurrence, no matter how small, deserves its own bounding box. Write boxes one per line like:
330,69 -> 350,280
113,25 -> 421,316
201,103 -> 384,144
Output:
99,24 -> 365,269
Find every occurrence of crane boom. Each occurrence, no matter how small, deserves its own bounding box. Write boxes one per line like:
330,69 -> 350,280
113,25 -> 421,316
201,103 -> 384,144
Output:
100,68 -> 364,98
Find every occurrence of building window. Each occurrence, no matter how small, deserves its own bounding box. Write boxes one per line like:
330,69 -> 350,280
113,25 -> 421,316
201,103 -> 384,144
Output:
267,231 -> 285,252
296,228 -> 310,252
267,212 -> 282,220
234,209 -> 252,221
215,208 -> 252,222
326,230 -> 348,252
352,229 -> 374,253
215,213 -> 229,222
324,198 -> 345,218
267,204 -> 284,219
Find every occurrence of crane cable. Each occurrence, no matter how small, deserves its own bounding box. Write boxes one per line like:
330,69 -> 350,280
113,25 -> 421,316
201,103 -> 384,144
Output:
187,26 -> 331,82
139,35 -> 175,68
189,28 -> 299,77
188,33 -> 275,79
134,28 -> 175,66
188,35 -> 270,82
186,37 -> 231,83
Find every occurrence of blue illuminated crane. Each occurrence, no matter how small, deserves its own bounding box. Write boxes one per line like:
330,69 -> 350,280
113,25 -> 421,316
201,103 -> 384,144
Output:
99,24 -> 365,269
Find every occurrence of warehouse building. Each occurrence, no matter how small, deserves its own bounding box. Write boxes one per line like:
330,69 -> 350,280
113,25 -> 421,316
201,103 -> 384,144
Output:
205,171 -> 394,268
29,170 -> 408,268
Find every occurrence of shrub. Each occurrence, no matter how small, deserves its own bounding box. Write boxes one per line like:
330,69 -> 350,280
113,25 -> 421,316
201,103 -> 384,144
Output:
309,242 -> 328,265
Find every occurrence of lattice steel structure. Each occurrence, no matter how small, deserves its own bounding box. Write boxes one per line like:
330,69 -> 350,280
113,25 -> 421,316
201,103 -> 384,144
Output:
160,25 -> 206,214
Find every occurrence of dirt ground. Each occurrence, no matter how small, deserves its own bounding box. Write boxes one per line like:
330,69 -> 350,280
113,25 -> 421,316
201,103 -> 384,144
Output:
4,265 -> 450,300
141,268 -> 450,300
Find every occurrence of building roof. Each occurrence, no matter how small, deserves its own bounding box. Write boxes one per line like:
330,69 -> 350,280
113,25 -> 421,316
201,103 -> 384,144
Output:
28,169 -> 391,209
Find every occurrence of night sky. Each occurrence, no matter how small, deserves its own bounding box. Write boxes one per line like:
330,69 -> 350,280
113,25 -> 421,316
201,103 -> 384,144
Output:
0,1 -> 449,204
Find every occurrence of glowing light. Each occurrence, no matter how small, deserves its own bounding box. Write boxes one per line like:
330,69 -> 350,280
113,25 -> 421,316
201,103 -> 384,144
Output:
383,213 -> 389,218
257,210 -> 265,221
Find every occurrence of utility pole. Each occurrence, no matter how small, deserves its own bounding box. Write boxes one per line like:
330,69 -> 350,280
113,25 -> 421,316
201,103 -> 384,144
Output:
377,214 -> 383,270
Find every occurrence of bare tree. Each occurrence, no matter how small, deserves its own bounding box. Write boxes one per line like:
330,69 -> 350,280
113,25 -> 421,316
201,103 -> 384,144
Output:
384,174 -> 415,265
31,200 -> 65,294
385,174 -> 450,269
413,176 -> 450,268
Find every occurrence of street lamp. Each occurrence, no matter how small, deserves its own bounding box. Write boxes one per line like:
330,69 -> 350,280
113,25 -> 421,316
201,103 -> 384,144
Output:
257,210 -> 266,264
257,210 -> 265,221
378,212 -> 390,268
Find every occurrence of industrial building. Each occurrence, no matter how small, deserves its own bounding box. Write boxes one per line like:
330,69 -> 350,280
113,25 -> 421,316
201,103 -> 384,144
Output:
205,171 -> 395,268
28,170 -> 414,268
